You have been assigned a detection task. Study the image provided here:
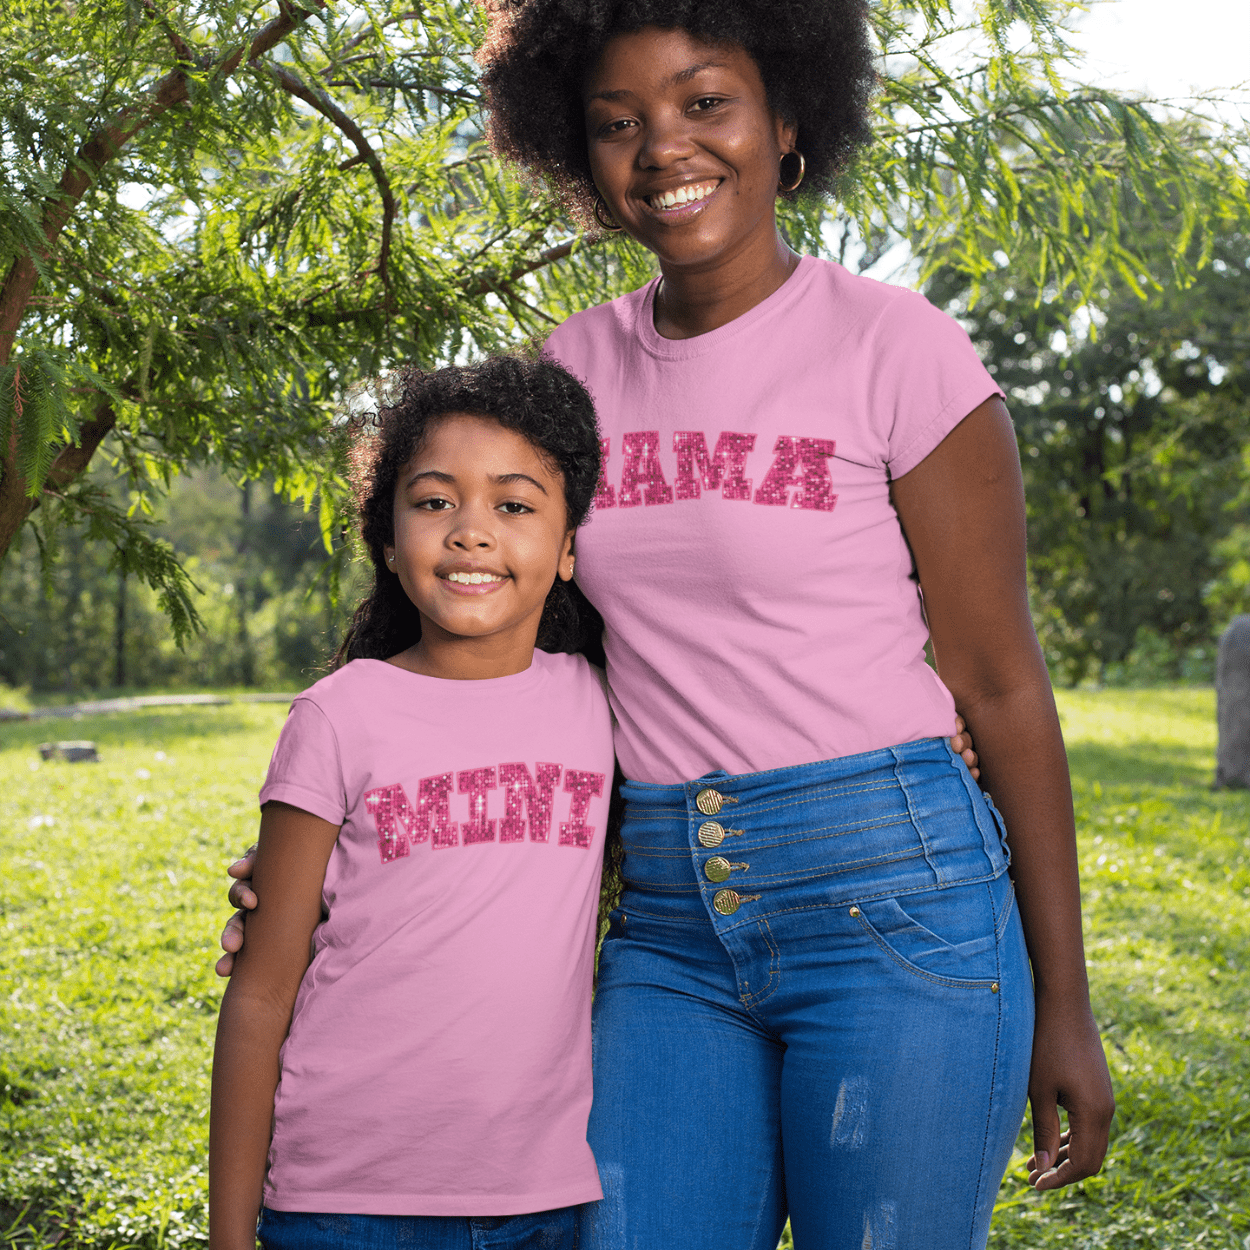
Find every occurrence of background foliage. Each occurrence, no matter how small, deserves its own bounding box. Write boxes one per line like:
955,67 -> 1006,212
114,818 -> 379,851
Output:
1,0 -> 1247,690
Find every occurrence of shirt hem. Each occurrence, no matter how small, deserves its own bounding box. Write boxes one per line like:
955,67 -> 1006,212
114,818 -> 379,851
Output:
262,1178 -> 604,1217
888,378 -> 1005,480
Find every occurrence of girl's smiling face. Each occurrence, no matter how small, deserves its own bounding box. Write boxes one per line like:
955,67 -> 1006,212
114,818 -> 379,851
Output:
583,26 -> 795,274
385,413 -> 575,679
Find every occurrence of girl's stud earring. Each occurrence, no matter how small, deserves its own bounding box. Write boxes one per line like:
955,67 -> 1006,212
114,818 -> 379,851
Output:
779,150 -> 806,194
593,195 -> 624,233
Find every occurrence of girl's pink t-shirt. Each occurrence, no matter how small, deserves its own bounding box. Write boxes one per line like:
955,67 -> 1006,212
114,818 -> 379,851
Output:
258,652 -> 613,1216
545,255 -> 1003,784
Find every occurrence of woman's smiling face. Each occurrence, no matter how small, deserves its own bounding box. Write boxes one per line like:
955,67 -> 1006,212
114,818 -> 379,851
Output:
583,26 -> 795,275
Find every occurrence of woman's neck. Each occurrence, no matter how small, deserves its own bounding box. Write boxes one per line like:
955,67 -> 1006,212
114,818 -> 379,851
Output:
652,232 -> 800,341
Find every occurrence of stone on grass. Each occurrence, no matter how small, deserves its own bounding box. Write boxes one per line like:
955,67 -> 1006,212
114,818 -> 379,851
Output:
37,741 -> 100,763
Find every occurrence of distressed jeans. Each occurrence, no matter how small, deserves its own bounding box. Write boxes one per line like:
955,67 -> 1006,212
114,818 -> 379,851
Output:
579,739 -> 1033,1250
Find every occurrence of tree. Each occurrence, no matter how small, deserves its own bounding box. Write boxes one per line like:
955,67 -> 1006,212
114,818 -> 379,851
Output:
1,0 -> 1245,649
926,195 -> 1250,683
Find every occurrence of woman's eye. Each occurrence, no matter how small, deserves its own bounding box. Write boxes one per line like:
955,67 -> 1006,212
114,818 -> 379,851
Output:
691,97 -> 723,113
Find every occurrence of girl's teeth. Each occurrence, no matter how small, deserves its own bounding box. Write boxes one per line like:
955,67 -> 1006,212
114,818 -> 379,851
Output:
448,572 -> 502,585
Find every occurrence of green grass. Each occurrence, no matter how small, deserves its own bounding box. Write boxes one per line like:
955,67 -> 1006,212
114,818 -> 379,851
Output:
0,705 -> 284,1249
1,690 -> 1248,1248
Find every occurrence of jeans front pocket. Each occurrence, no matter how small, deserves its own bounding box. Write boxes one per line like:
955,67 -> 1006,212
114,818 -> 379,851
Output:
851,876 -> 1005,989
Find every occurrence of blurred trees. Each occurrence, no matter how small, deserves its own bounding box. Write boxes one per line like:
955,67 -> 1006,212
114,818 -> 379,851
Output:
927,211 -> 1250,684
0,466 -> 363,690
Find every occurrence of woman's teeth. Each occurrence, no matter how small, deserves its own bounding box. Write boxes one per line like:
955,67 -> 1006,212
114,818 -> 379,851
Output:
649,182 -> 717,210
446,571 -> 504,585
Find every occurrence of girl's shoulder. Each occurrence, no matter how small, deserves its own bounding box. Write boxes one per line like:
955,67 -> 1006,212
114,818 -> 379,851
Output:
286,658 -> 401,717
533,648 -> 606,694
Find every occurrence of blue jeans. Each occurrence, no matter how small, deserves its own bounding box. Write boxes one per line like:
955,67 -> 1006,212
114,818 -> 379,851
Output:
258,1206 -> 579,1250
580,739 -> 1034,1250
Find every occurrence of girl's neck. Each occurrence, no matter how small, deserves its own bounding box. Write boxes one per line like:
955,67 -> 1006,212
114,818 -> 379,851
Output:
386,634 -> 537,681
652,232 -> 799,341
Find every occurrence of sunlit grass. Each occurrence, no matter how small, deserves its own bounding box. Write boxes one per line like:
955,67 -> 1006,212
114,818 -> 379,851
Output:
2,690 -> 1247,1248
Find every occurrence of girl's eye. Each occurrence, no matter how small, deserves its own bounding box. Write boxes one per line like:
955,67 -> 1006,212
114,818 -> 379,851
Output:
599,117 -> 635,136
499,501 -> 533,516
416,497 -> 453,511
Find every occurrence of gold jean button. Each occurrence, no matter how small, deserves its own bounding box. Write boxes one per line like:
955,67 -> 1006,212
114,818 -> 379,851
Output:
712,889 -> 741,915
697,821 -> 725,848
695,788 -> 724,816
705,856 -> 732,883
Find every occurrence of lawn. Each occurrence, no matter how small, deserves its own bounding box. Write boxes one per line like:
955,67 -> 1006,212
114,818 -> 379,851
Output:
1,690 -> 1247,1249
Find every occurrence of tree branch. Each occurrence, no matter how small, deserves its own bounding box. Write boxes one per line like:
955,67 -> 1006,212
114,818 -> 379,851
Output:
0,403 -> 117,556
0,1 -> 324,563
333,9 -> 422,59
139,0 -> 195,65
462,239 -> 584,298
267,64 -> 396,300
0,0 -> 325,370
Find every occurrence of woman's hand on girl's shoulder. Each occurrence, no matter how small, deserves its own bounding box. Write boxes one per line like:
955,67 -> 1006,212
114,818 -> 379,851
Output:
215,844 -> 258,977
1026,994 -> 1115,1190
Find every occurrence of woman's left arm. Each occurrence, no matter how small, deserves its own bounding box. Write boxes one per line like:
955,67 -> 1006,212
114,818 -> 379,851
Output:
890,395 -> 1115,1190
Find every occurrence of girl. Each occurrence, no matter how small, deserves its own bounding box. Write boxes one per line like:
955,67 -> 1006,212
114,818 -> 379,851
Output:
209,355 -> 614,1250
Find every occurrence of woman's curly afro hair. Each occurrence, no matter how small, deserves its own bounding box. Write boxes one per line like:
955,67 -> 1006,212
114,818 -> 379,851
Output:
337,354 -> 603,666
478,0 -> 878,226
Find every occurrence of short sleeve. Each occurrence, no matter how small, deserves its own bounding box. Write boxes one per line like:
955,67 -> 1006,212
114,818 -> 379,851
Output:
259,696 -> 347,826
867,290 -> 1004,479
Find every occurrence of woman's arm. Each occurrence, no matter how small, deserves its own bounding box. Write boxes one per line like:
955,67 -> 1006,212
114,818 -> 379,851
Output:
209,802 -> 341,1250
890,395 -> 1114,1190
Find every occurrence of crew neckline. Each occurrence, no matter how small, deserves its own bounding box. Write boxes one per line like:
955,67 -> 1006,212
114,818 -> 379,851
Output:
633,252 -> 820,361
352,652 -> 551,693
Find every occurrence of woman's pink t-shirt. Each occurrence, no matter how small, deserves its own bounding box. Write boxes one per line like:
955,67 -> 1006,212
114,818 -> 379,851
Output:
257,652 -> 613,1216
545,255 -> 1003,784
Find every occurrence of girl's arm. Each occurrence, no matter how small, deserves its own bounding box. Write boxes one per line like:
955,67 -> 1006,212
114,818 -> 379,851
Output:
890,395 -> 1115,1190
209,801 -> 341,1250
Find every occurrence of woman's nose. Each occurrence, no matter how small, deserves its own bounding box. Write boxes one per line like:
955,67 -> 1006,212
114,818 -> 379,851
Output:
638,109 -> 697,169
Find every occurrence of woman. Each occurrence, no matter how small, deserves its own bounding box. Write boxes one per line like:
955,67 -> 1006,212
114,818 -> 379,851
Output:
221,2 -> 1114,1246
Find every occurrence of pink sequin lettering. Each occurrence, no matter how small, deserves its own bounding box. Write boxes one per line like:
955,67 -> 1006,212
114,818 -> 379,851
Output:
673,431 -> 756,501
559,770 -> 605,849
753,436 -> 839,511
365,773 -> 456,861
422,773 -> 458,849
592,438 -> 616,510
458,767 -> 497,845
498,762 -> 563,843
364,784 -> 423,863
618,431 -> 673,508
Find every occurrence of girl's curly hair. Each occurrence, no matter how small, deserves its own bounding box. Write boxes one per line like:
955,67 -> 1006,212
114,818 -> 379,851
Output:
478,0 -> 878,227
335,354 -> 603,666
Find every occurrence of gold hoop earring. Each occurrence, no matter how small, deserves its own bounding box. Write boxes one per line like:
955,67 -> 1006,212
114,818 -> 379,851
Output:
593,196 -> 624,233
779,150 -> 806,194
